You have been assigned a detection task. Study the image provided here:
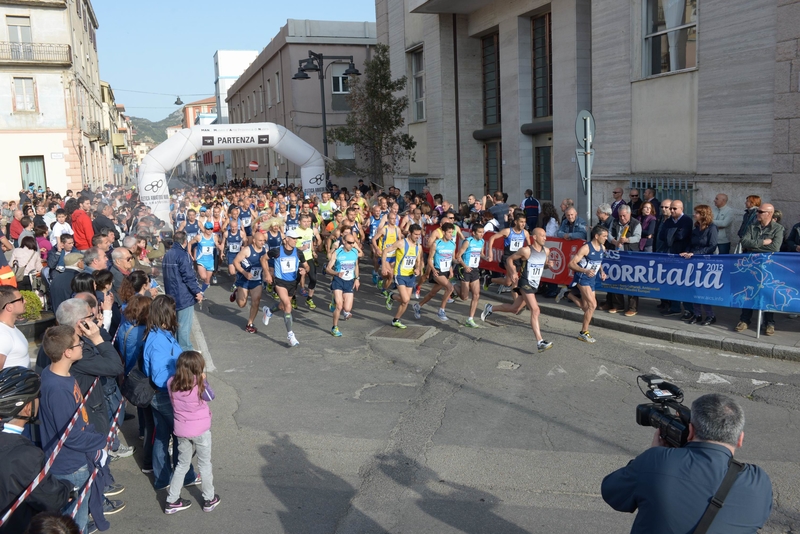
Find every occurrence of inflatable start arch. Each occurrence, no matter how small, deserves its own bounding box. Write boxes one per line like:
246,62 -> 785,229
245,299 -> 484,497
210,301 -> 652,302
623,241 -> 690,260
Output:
137,123 -> 325,227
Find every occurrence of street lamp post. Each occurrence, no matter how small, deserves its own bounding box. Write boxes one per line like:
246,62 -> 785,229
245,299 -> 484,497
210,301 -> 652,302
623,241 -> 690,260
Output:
293,50 -> 360,184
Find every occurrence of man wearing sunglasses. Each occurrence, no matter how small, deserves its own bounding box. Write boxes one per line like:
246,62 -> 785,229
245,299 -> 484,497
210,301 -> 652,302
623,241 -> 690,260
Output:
0,287 -> 29,369
325,234 -> 360,337
657,200 -> 694,318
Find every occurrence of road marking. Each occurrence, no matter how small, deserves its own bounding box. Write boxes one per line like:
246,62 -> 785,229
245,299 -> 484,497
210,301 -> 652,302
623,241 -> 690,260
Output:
717,353 -> 752,360
353,383 -> 416,400
751,379 -> 770,386
637,342 -> 694,353
697,373 -> 731,385
592,365 -> 614,381
649,367 -> 674,380
497,361 -> 520,370
547,365 -> 567,377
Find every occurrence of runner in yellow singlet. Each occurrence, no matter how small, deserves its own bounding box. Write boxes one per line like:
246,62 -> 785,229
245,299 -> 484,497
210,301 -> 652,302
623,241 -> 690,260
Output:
372,215 -> 402,294
381,224 -> 423,329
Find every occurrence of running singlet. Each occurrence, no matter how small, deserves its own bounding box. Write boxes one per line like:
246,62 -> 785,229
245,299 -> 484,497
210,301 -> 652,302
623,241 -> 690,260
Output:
333,248 -> 358,281
462,237 -> 484,268
226,229 -> 243,254
295,227 -> 315,261
175,210 -> 187,227
505,229 -> 526,253
196,235 -> 216,263
433,239 -> 456,272
240,245 -> 266,281
381,226 -> 401,250
394,240 -> 420,277
274,247 -> 301,282
184,221 -> 199,241
578,241 -> 604,275
368,216 -> 381,240
285,216 -> 299,233
320,201 -> 337,221
239,212 -> 252,230
266,231 -> 282,253
525,246 -> 547,290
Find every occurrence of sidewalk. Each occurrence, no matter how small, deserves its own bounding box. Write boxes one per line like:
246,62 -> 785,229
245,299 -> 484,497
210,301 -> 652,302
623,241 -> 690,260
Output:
488,287 -> 800,361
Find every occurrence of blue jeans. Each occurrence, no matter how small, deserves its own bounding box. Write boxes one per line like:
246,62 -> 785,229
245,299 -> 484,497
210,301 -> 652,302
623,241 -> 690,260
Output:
717,243 -> 731,254
150,390 -> 196,489
176,305 -> 195,351
54,465 -> 90,533
104,380 -> 122,450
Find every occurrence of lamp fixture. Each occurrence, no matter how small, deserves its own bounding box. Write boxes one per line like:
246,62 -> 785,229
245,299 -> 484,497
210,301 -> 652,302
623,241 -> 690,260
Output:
343,62 -> 361,76
174,96 -> 184,106
292,67 -> 310,80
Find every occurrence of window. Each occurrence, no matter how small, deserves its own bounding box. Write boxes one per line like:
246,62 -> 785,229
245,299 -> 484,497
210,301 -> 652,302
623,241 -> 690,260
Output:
484,141 -> 502,194
275,72 -> 281,103
643,0 -> 697,76
7,16 -> 32,60
259,86 -> 264,112
482,34 -> 500,126
266,79 -> 272,107
534,146 -> 552,201
13,77 -> 36,112
77,0 -> 82,18
335,142 -> 355,160
411,49 -> 425,121
532,14 -> 552,118
331,64 -> 350,94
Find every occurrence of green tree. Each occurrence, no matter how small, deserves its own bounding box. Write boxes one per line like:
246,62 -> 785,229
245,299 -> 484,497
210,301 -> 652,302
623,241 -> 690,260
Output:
328,43 -> 415,189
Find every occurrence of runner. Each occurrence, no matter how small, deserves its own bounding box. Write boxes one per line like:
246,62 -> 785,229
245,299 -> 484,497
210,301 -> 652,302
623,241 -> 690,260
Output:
567,225 -> 609,343
382,224 -> 423,329
483,212 -> 530,291
223,218 -> 245,295
284,205 -> 299,233
372,210 -> 403,295
367,205 -> 383,285
413,222 -> 456,321
232,231 -> 268,333
318,191 -> 337,229
190,222 -> 220,294
419,210 -> 463,300
239,200 -> 256,244
325,233 -> 360,337
295,213 -> 321,309
455,223 -> 491,327
480,228 -> 554,353
264,218 -> 284,299
263,229 -> 309,347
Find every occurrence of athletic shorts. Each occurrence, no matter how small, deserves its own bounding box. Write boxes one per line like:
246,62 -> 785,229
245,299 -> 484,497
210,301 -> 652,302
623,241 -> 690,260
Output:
434,269 -> 451,280
460,267 -> 481,283
331,277 -> 355,294
274,278 -> 298,297
501,254 -> 523,273
243,225 -> 253,237
226,252 -> 238,265
395,274 -> 416,288
235,276 -> 262,291
196,258 -> 214,271
575,273 -> 597,290
517,281 -> 539,295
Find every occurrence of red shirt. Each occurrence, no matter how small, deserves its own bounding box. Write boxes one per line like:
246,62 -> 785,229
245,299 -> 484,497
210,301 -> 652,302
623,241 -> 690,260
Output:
9,218 -> 23,240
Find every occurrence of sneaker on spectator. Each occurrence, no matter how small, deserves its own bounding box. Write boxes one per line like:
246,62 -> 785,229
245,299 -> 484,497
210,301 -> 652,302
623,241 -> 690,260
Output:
203,494 -> 222,512
141,467 -> 153,474
103,498 -> 126,515
734,321 -> 748,332
104,483 -> 125,497
109,444 -> 134,458
87,521 -> 99,534
164,498 -> 192,514
765,324 -> 775,336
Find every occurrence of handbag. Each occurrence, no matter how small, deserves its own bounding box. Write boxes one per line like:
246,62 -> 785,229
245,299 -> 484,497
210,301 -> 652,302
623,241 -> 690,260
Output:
12,250 -> 36,282
119,327 -> 155,407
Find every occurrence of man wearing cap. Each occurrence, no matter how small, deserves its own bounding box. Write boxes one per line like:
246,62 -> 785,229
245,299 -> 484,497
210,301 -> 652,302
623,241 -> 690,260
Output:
263,229 -> 309,347
49,252 -> 84,312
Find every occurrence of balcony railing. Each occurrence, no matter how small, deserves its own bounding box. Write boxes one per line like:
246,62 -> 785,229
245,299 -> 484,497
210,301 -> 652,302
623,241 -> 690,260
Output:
86,120 -> 101,139
0,42 -> 71,65
100,130 -> 110,145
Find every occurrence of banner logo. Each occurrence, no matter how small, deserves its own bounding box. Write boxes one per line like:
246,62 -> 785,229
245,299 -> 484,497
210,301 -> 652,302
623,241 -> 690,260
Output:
143,179 -> 164,193
258,135 -> 270,145
202,136 -> 215,146
309,174 -> 325,185
548,247 -> 566,275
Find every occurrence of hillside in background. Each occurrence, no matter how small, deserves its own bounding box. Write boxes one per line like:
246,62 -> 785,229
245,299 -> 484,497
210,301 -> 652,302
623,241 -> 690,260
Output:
130,108 -> 184,144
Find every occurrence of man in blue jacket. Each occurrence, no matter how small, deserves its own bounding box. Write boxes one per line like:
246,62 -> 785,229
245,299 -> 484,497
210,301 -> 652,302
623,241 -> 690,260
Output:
162,231 -> 203,351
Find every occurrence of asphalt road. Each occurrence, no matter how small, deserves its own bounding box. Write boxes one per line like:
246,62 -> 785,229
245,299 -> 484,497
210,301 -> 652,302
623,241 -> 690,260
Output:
108,265 -> 800,533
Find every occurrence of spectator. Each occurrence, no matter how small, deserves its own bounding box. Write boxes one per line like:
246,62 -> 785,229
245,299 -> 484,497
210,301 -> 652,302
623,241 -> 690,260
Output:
712,193 -> 735,254
162,231 -> 203,351
0,287 -> 30,369
658,200 -> 693,317
557,208 -> 588,241
628,188 -> 643,218
736,194 -> 760,240
607,205 -> 642,316
610,188 -> 626,220
11,236 -> 42,291
540,203 -> 559,237
42,202 -> 59,228
48,209 -> 72,247
735,203 -> 784,335
637,202 -> 657,252
48,253 -> 84,313
522,189 -> 540,231
82,247 -> 107,274
481,210 -> 502,233
22,512 -> 81,534
18,217 -> 35,245
92,203 -> 117,243
786,214 -> 800,253
46,234 -> 75,274
596,203 -> 613,231
34,225 -> 52,261
109,248 -> 133,304
70,197 -> 94,251
32,204 -> 47,229
9,210 -> 24,245
559,198 -> 575,223
487,192 -> 509,229
680,205 -> 719,325
642,187 -> 660,215
143,295 -> 199,491
653,199 -> 672,256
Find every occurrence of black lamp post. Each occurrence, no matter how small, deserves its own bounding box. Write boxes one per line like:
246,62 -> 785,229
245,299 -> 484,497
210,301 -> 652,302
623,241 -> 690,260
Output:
293,50 -> 361,182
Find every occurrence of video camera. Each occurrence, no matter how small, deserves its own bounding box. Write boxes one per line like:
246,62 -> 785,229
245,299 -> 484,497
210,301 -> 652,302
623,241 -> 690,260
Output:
635,374 -> 691,448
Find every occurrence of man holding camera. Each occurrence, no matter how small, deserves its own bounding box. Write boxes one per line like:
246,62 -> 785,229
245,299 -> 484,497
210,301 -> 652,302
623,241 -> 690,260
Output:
601,393 -> 772,533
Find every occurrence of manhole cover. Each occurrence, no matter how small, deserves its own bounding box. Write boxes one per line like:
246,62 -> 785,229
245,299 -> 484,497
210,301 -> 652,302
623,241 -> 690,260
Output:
367,325 -> 435,341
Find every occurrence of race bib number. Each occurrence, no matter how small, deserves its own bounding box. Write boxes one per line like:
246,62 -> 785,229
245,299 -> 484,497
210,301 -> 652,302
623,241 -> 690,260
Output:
322,211 -> 331,220
402,255 -> 416,270
527,263 -> 543,281
228,243 -> 241,253
438,258 -> 452,271
468,252 -> 481,268
587,260 -> 602,273
280,256 -> 298,274
187,233 -> 197,241
301,239 -> 312,250
510,239 -> 523,252
201,246 -> 214,255
340,261 -> 356,281
250,267 -> 262,280
241,217 -> 252,226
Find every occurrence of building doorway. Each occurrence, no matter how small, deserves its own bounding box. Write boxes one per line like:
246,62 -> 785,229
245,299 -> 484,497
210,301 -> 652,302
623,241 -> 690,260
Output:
20,156 -> 46,190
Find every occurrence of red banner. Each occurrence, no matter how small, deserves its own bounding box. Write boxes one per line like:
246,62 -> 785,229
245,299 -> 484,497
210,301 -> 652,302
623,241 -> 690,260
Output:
421,224 -> 584,285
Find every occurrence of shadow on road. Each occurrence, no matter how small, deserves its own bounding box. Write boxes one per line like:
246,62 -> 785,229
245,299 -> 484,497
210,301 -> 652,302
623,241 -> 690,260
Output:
260,433 -> 389,534
376,451 -> 531,534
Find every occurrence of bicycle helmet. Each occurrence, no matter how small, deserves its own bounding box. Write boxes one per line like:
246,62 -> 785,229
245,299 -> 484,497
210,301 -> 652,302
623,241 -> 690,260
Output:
0,366 -> 40,419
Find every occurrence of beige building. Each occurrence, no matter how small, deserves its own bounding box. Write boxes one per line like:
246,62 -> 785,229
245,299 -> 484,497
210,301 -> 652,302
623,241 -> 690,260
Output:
226,19 -> 376,186
380,0 -> 800,228
0,0 -> 112,200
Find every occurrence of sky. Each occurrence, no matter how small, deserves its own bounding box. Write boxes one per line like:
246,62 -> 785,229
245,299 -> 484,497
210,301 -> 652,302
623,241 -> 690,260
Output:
93,0 -> 377,122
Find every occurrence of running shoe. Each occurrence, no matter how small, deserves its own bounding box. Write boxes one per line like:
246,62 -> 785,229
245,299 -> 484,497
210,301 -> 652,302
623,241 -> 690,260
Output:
288,332 -> 300,347
464,318 -> 478,328
109,444 -> 134,458
554,287 -> 569,304
307,297 -> 316,310
381,290 -> 390,298
331,326 -> 342,337
229,289 -> 236,303
414,288 -> 420,300
537,339 -> 554,352
164,498 -> 192,515
231,284 -> 237,292
329,299 -> 335,312
498,285 -> 512,294
201,282 -> 210,293
482,273 -> 491,290
480,303 -> 493,321
211,275 -> 217,285
103,498 -> 126,515
202,494 -> 221,513
372,272 -> 379,285
412,303 -> 421,319
291,297 -> 297,310
377,279 -> 384,291
437,309 -> 449,321
385,293 -> 394,310
446,298 -> 454,304
299,287 -> 309,297
342,311 -> 352,320
391,319 -> 407,329
245,323 -> 257,334
578,331 -> 596,343
104,484 -> 125,497
271,290 -> 279,300
262,305 -> 272,325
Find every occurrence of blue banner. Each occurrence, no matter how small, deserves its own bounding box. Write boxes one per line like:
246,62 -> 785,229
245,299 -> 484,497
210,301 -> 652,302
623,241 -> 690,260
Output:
598,252 -> 800,313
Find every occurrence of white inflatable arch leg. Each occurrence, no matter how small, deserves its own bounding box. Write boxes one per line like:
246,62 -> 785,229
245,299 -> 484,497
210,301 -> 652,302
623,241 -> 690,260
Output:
137,123 -> 325,228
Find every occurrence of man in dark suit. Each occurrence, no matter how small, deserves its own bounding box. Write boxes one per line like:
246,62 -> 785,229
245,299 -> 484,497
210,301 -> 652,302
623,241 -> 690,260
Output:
657,200 -> 693,317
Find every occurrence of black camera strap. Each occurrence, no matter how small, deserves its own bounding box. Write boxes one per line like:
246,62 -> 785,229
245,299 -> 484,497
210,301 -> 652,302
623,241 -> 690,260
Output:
692,456 -> 745,534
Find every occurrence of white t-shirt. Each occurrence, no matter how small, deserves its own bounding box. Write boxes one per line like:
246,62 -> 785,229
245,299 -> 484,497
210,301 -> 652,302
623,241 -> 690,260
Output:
50,221 -> 73,246
0,322 -> 30,369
